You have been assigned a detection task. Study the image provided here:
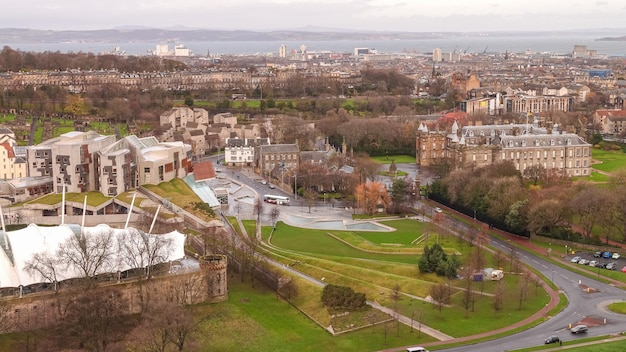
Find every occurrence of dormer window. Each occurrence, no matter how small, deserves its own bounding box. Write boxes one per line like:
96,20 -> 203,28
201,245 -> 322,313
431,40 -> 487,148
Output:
550,139 -> 555,146
535,140 -> 540,146
566,138 -> 571,145
521,140 -> 526,147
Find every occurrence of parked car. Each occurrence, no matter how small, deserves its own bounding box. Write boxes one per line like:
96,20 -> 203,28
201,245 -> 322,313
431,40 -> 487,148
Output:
606,262 -> 618,270
571,325 -> 588,334
578,259 -> 590,265
570,256 -> 581,263
596,262 -> 607,269
406,347 -> 429,352
268,184 -> 275,189
545,335 -> 560,344
594,251 -> 602,258
260,179 -> 267,185
602,251 -> 612,258
612,252 -> 621,260
589,260 -> 599,267
434,207 -> 443,213
622,266 -> 626,273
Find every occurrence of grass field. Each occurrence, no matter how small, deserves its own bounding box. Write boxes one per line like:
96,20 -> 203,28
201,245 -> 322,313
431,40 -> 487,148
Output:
194,279 -> 437,352
371,155 -> 416,164
264,218 -> 553,341
591,149 -> 626,173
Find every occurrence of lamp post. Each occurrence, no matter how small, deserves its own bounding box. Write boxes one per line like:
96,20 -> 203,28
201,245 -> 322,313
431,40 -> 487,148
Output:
293,174 -> 298,200
323,192 -> 326,208
473,209 -> 477,220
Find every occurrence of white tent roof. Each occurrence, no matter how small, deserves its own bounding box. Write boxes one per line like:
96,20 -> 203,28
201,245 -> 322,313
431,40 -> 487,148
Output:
0,224 -> 186,289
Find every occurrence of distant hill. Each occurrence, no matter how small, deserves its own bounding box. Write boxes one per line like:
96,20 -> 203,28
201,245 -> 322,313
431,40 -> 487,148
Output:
0,28 -> 442,43
596,35 -> 626,41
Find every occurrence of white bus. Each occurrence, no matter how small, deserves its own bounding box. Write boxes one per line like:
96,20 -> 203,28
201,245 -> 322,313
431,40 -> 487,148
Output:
263,194 -> 290,205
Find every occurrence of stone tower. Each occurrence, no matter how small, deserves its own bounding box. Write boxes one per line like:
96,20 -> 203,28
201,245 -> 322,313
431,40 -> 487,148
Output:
199,254 -> 228,303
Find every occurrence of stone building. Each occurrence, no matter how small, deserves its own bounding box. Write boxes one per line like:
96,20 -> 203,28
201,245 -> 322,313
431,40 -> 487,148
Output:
417,120 -> 592,177
256,144 -> 300,181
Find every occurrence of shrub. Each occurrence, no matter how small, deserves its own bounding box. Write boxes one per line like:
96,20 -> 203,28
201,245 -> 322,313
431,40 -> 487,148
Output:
321,284 -> 367,311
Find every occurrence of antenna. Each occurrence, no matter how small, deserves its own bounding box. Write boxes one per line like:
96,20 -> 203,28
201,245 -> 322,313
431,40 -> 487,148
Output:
124,193 -> 136,229
148,205 -> 161,235
81,195 -> 87,237
61,183 -> 66,225
0,206 -> 7,250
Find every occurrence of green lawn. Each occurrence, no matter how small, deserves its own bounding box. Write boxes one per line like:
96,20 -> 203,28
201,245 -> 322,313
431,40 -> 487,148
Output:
194,280 -> 436,352
592,149 -> 626,173
265,218 -> 553,342
371,155 -> 416,164
26,191 -> 112,207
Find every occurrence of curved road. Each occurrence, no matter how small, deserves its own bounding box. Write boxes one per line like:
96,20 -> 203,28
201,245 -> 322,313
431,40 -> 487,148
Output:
214,162 -> 626,351
436,211 -> 626,352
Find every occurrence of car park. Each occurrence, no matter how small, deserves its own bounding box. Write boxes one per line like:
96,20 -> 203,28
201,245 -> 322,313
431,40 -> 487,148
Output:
578,259 -> 589,265
606,262 -> 618,270
570,256 -> 581,263
594,251 -> 602,258
602,251 -> 612,258
570,325 -> 588,334
589,260 -> 599,267
545,335 -> 560,344
612,252 -> 621,260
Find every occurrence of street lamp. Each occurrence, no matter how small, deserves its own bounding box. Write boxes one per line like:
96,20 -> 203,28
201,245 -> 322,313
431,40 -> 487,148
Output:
473,209 -> 477,220
323,192 -> 326,208
293,174 -> 298,200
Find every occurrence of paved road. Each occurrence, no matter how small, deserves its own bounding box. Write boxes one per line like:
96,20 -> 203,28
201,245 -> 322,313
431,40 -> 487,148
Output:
430,207 -> 626,352
216,164 -> 626,351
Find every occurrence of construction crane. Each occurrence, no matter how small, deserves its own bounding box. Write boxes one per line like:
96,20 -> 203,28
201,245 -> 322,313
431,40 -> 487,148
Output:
483,46 -> 488,53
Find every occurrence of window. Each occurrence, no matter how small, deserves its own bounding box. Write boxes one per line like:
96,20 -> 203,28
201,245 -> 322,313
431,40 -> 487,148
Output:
144,167 -> 150,173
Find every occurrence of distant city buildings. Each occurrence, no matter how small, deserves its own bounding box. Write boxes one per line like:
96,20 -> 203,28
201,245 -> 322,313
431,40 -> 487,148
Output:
432,48 -> 442,62
151,44 -> 192,57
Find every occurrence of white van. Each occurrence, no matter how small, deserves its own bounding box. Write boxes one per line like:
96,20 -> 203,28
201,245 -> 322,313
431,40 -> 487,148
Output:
406,347 -> 429,352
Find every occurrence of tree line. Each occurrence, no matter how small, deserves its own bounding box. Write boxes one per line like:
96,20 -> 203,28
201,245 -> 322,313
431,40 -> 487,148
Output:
428,160 -> 626,245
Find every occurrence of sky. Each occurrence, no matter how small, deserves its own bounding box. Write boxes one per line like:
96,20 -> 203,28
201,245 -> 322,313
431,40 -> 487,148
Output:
3,0 -> 626,33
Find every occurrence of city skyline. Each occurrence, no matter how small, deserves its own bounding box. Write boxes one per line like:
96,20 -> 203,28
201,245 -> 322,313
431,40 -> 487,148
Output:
3,0 -> 626,33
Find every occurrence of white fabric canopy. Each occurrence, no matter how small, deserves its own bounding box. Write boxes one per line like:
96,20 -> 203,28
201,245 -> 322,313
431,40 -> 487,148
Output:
0,224 -> 186,289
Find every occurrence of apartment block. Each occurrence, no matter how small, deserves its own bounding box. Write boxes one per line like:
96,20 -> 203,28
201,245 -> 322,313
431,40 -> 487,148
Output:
27,131 -> 116,193
97,136 -> 192,196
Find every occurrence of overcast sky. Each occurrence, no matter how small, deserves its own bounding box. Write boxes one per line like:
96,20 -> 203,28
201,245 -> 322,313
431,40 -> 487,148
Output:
4,0 -> 626,32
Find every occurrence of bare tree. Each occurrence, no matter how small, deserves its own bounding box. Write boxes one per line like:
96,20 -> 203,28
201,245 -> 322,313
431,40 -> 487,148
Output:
493,279 -> 505,313
429,282 -> 448,313
166,306 -> 203,352
390,284 -> 401,337
117,228 -> 173,312
24,251 -> 61,291
517,271 -> 530,310
57,230 -> 116,289
60,288 -> 137,352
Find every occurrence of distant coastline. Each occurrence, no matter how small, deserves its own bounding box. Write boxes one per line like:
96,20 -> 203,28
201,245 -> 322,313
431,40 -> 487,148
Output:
596,36 -> 626,41
3,28 -> 626,56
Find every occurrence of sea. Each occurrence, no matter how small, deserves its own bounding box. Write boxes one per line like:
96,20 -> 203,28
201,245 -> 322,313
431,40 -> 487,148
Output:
4,33 -> 626,57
